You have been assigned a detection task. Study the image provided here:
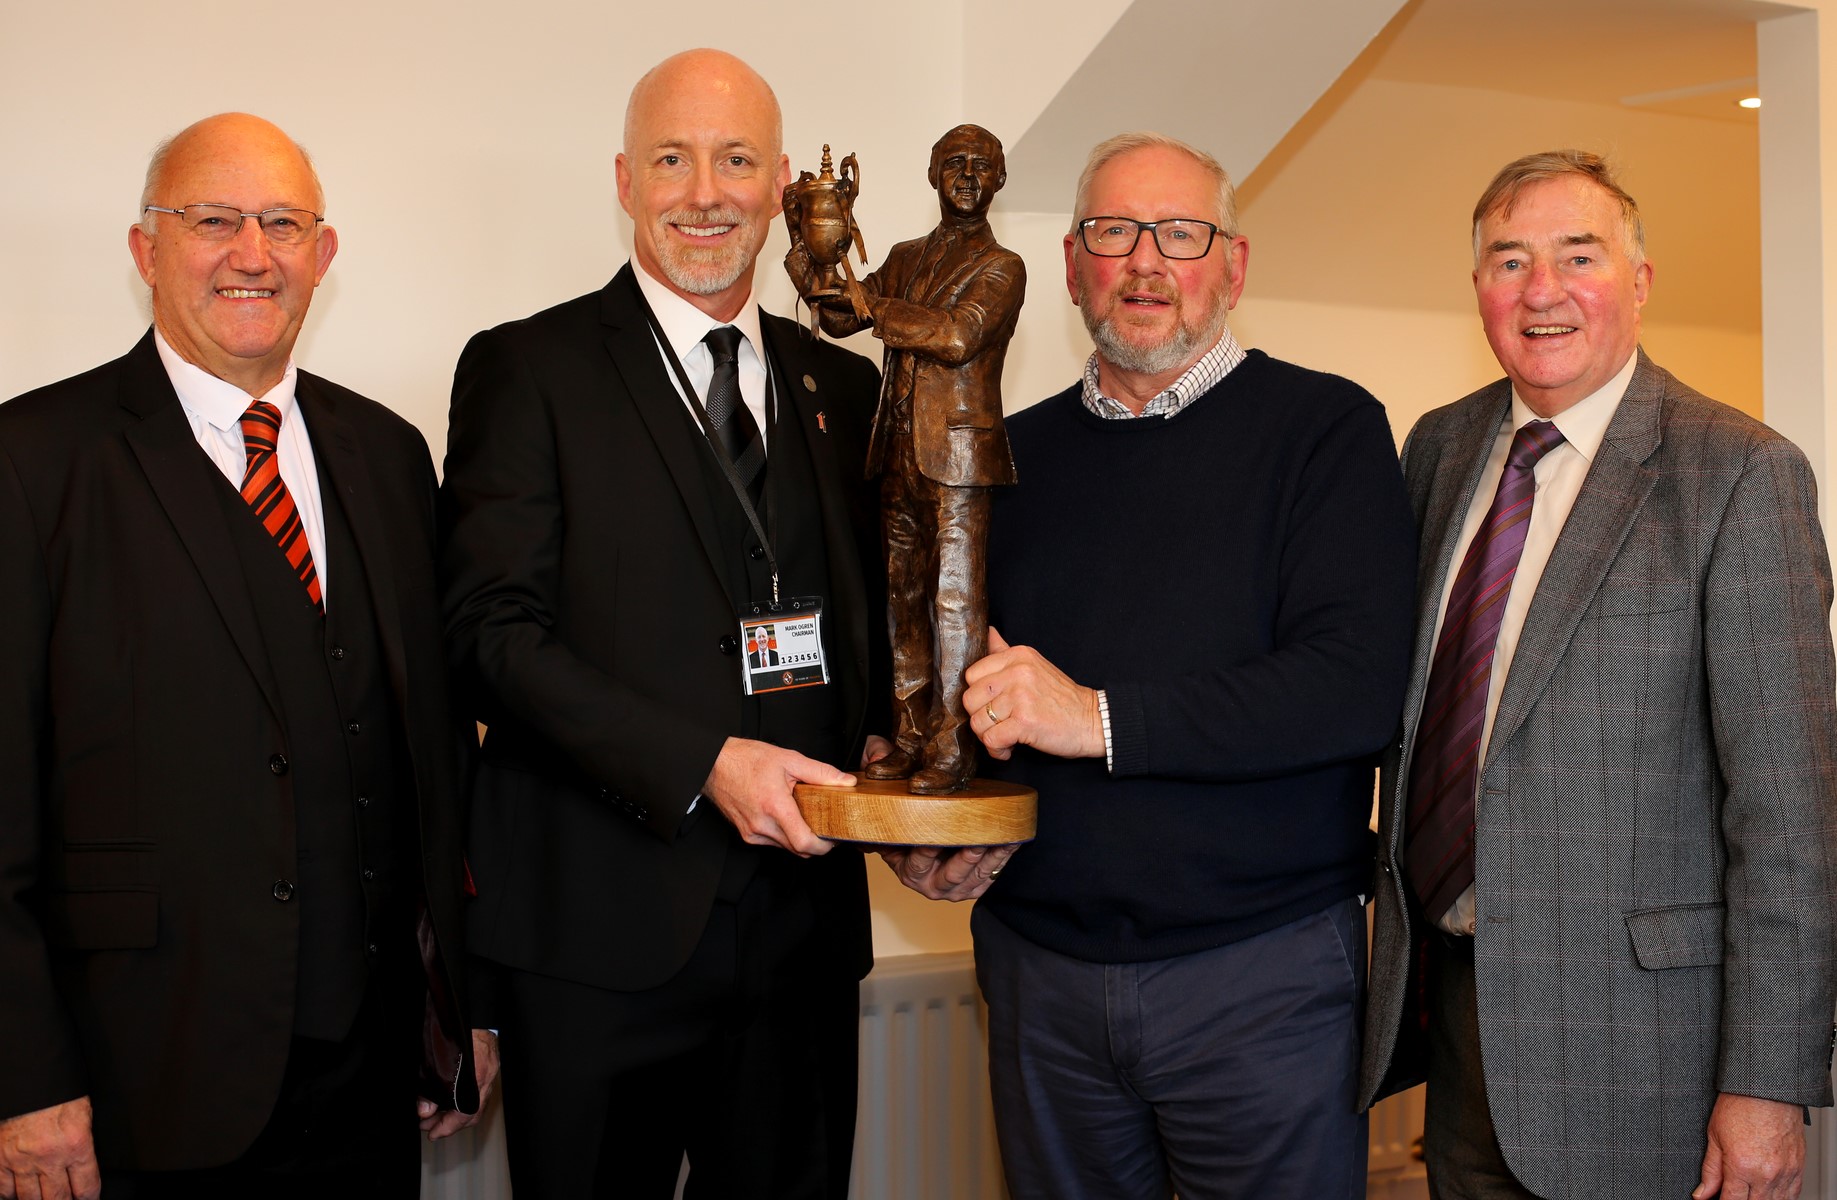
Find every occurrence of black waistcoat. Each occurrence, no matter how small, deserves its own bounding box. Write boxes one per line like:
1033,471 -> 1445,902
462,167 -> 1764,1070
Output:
693,355 -> 846,897
213,451 -> 416,1040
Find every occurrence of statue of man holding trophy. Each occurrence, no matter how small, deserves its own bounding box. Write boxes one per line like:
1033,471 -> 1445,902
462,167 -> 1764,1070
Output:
785,123 -> 1026,798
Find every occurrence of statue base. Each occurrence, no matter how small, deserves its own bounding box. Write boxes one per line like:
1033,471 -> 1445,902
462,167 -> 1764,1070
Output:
794,777 -> 1037,846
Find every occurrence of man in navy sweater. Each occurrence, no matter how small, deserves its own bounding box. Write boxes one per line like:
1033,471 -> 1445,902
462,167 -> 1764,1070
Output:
933,132 -> 1417,1197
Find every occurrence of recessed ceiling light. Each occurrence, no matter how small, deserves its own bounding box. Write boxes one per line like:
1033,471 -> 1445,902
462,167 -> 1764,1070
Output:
1738,96 -> 1763,109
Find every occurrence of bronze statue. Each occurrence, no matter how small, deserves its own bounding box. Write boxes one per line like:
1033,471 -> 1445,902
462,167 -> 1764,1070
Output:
786,124 -> 1026,794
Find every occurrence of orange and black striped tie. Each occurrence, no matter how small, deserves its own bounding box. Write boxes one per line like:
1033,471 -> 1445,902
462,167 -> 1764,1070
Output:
239,400 -> 323,613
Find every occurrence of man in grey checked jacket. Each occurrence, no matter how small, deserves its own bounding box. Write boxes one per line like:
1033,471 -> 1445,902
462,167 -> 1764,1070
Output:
1362,149 -> 1837,1199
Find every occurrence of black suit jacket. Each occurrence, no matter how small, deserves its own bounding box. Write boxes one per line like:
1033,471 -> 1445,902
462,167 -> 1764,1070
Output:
441,266 -> 883,995
0,331 -> 477,1170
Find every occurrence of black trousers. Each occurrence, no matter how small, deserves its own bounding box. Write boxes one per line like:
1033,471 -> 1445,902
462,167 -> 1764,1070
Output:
496,856 -> 860,1199
101,973 -> 423,1199
1423,933 -> 1539,1200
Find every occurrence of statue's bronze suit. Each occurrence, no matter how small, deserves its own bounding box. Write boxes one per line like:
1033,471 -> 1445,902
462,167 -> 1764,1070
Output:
788,124 -> 1025,793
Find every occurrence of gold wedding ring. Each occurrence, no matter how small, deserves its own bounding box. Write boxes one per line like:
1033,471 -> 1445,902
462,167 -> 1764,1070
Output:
986,703 -> 1000,724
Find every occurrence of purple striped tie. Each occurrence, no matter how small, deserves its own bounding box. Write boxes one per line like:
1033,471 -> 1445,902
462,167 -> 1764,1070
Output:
1405,419 -> 1566,921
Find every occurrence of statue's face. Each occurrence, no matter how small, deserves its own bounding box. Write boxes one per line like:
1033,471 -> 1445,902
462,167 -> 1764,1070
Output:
929,131 -> 1004,220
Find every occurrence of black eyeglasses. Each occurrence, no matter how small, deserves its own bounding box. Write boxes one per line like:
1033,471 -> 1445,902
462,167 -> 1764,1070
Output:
1077,216 -> 1219,260
143,203 -> 325,246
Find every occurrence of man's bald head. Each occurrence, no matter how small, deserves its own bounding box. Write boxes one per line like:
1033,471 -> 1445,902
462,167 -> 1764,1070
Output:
623,48 -> 783,162
140,113 -> 324,235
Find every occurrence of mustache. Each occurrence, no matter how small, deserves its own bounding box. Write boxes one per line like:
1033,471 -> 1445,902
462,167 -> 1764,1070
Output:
1115,279 -> 1177,302
1079,275 -> 1180,306
660,205 -> 749,228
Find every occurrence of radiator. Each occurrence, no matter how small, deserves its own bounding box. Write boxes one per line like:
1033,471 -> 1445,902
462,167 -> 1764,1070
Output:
850,950 -> 1006,1200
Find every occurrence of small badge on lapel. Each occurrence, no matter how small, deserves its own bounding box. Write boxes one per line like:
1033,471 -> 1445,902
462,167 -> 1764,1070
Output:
816,411 -> 828,433
803,373 -> 817,392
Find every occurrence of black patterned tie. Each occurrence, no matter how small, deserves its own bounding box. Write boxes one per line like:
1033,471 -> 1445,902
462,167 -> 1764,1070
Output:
703,326 -> 765,508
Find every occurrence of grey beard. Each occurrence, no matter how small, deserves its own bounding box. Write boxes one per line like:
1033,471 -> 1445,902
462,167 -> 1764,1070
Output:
1078,276 -> 1232,377
658,243 -> 752,296
654,207 -> 754,296
1085,309 -> 1206,376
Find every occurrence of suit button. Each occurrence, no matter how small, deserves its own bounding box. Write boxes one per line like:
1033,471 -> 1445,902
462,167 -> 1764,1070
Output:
347,721 -> 361,735
748,545 -> 766,560
269,754 -> 289,776
330,646 -> 346,660
367,943 -> 379,957
272,880 -> 295,901
718,635 -> 739,655
355,795 -> 370,808
362,868 -> 377,882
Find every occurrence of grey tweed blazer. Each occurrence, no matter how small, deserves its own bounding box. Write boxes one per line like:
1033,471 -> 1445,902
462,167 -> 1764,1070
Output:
1360,352 -> 1837,1198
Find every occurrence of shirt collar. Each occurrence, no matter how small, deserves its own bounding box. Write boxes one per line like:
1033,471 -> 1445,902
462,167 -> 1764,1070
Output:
631,258 -> 767,369
1079,324 -> 1247,420
1510,349 -> 1637,463
153,327 -> 299,431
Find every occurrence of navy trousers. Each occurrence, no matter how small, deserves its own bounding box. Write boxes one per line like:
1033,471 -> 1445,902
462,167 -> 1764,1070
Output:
973,897 -> 1368,1199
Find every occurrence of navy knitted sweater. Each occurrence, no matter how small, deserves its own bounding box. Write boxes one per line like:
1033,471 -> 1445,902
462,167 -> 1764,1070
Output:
980,349 -> 1417,963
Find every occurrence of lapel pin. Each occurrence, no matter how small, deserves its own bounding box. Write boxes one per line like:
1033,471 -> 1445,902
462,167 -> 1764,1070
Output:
803,374 -> 817,392
817,411 -> 828,433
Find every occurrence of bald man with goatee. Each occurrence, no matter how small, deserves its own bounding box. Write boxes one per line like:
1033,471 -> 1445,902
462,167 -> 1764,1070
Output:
440,49 -> 885,1198
0,113 -> 491,1200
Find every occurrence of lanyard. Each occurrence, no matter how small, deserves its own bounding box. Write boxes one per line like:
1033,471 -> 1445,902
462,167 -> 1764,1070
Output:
635,296 -> 785,602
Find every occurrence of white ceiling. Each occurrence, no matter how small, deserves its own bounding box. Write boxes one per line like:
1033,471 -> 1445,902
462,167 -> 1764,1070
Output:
1363,0 -> 1782,120
1000,0 -> 1411,210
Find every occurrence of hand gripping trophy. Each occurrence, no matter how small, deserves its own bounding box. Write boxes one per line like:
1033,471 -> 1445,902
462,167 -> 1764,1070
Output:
785,124 -> 1035,842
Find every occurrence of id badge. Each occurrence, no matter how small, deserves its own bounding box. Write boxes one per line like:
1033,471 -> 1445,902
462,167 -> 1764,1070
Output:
739,595 -> 829,695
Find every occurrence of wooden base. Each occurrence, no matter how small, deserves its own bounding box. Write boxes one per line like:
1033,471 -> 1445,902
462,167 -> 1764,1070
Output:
794,777 -> 1037,846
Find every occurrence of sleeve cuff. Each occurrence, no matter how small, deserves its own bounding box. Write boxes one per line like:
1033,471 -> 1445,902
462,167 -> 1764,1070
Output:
1097,689 -> 1114,772
1103,682 -> 1150,776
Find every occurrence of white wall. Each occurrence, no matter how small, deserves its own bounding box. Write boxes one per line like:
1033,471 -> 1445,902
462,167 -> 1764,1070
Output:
0,0 -> 977,447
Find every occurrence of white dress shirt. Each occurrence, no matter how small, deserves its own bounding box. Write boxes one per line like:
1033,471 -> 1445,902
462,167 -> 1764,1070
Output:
1424,351 -> 1638,934
631,264 -> 776,815
154,329 -> 329,603
631,261 -> 772,453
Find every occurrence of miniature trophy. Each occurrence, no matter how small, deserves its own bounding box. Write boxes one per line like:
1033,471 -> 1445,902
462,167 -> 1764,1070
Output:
781,145 -> 871,321
784,125 -> 1037,846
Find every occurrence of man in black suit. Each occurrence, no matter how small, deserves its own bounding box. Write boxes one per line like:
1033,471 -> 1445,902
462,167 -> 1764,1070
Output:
0,113 -> 492,1200
440,48 -> 885,1199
